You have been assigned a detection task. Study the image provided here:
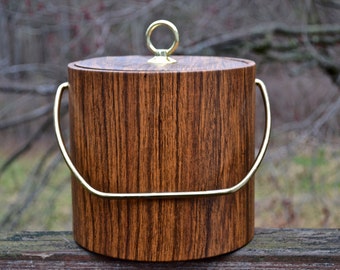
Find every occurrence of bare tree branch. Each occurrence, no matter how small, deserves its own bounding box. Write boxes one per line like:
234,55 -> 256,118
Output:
0,102 -> 67,178
275,94 -> 340,134
0,104 -> 53,129
180,23 -> 340,55
0,117 -> 53,177
0,81 -> 57,95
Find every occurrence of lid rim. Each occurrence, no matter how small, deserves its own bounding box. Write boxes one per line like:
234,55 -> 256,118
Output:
70,55 -> 255,73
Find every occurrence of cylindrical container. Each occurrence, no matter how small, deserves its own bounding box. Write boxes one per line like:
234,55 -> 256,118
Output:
54,21 -> 271,262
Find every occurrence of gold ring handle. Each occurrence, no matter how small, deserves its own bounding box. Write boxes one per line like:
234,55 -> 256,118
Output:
54,79 -> 271,199
145,20 -> 179,64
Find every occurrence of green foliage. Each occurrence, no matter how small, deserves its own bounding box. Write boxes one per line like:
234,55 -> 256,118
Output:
293,149 -> 326,167
255,144 -> 340,228
0,152 -> 72,231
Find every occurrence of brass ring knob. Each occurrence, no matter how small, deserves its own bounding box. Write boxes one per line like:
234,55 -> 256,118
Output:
145,20 -> 179,64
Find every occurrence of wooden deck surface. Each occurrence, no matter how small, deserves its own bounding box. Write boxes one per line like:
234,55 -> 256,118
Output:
0,228 -> 339,269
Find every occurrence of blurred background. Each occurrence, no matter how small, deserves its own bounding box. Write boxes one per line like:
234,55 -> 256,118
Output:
0,0 -> 339,231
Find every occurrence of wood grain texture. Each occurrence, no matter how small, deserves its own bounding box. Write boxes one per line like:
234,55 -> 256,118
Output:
0,229 -> 339,269
67,56 -> 256,261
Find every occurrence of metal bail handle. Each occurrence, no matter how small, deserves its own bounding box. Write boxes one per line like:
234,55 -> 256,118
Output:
54,79 -> 271,199
146,20 -> 179,64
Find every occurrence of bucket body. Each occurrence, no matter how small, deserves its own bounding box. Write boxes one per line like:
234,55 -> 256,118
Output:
67,56 -> 256,261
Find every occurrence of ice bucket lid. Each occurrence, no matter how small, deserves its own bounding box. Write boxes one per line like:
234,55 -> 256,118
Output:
71,55 -> 255,72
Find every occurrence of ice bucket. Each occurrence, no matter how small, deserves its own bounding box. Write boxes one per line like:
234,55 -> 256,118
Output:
54,20 -> 271,261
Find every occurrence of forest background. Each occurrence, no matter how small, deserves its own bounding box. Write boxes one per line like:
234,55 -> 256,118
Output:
0,0 -> 339,230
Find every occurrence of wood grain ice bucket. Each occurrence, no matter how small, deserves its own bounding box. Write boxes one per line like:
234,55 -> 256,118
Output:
54,21 -> 271,262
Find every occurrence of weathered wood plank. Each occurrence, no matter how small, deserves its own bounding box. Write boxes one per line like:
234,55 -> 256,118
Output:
0,229 -> 339,269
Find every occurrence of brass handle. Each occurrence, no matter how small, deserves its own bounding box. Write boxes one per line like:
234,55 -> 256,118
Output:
54,79 -> 271,199
145,20 -> 179,64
